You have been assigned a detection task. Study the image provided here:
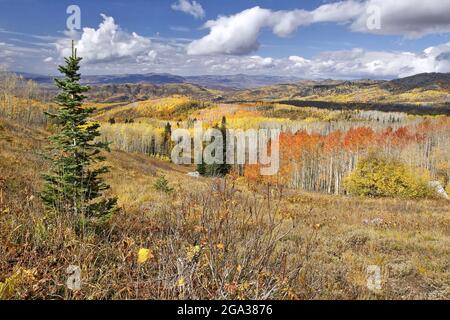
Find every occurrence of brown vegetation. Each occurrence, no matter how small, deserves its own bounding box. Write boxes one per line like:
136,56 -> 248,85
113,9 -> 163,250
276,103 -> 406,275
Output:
0,117 -> 449,299
0,70 -> 449,300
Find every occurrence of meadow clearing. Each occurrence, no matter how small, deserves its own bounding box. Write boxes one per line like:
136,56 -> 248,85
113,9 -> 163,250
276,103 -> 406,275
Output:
0,72 -> 449,300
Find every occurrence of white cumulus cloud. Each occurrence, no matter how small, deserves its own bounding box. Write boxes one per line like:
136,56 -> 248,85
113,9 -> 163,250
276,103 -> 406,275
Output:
187,7 -> 310,55
171,0 -> 205,19
187,0 -> 450,55
286,43 -> 450,79
42,12 -> 450,78
57,14 -> 152,63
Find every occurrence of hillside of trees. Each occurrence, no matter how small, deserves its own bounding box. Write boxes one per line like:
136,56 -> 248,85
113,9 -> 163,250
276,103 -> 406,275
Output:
0,65 -> 449,300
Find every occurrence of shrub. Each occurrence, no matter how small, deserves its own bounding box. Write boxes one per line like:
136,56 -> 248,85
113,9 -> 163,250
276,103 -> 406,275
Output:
0,267 -> 37,299
344,153 -> 432,199
153,175 -> 173,193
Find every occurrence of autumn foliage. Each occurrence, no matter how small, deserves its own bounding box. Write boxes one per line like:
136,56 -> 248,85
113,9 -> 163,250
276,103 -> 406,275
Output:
344,153 -> 432,198
245,117 -> 450,197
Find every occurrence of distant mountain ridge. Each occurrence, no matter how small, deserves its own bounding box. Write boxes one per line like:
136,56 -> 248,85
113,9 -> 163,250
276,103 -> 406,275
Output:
231,73 -> 450,103
13,71 -> 450,109
382,73 -> 450,92
16,71 -> 450,92
185,74 -> 301,89
16,72 -> 302,89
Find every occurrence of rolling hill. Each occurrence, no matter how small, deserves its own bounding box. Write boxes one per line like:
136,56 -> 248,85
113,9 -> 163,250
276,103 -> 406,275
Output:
17,72 -> 301,89
13,71 -> 450,114
230,73 -> 450,102
86,83 -> 222,103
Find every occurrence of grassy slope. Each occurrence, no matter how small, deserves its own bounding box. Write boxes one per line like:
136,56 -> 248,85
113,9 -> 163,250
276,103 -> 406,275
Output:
86,83 -> 222,103
229,78 -> 450,105
90,96 -> 211,123
0,118 -> 449,299
91,100 -> 354,128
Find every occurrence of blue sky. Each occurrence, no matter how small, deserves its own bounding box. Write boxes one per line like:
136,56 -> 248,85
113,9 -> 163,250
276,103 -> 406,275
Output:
1,0 -> 450,78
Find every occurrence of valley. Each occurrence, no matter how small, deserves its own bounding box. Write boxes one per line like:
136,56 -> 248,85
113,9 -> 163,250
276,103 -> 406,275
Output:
0,68 -> 449,300
1,0 -> 450,304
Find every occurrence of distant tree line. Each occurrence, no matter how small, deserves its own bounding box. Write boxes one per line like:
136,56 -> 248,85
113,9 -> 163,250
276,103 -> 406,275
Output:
277,100 -> 450,116
0,67 -> 55,125
224,100 -> 450,116
246,118 -> 450,195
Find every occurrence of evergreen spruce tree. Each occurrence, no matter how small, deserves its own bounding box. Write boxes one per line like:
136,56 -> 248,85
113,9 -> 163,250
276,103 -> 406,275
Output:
41,42 -> 117,222
205,122 -> 222,177
197,117 -> 231,177
196,158 -> 206,176
149,135 -> 156,156
162,122 -> 172,156
218,116 -> 231,176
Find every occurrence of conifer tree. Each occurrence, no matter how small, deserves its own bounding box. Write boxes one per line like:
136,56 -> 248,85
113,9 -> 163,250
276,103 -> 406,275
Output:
162,122 -> 172,156
219,116 -> 231,176
196,159 -> 206,176
149,135 -> 156,156
197,117 -> 231,177
41,42 -> 117,221
204,122 -> 222,177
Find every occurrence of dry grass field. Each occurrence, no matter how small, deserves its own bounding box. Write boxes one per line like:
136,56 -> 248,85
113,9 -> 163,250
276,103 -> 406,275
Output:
2,0 -> 450,302
1,117 -> 448,299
